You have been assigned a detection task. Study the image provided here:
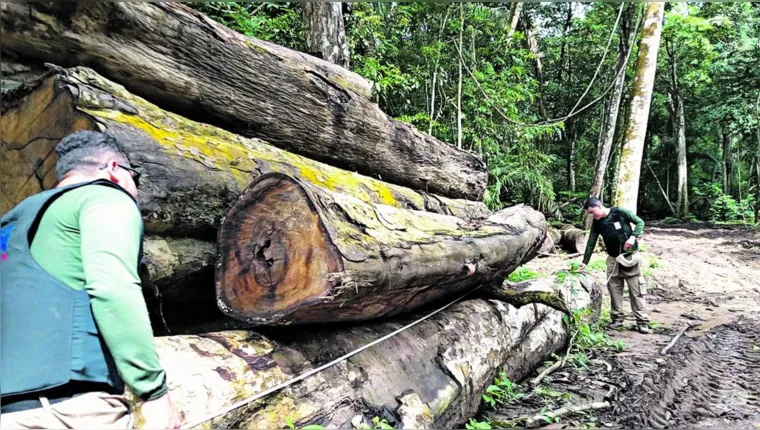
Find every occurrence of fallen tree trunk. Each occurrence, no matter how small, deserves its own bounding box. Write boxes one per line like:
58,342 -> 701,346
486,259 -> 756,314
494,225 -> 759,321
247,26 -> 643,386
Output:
0,67 -> 489,237
560,227 -> 588,254
1,2 -> 487,200
140,280 -> 590,429
217,174 -> 546,325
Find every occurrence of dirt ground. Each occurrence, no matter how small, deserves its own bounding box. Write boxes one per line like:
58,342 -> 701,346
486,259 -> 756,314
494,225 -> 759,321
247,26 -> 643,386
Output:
480,222 -> 760,429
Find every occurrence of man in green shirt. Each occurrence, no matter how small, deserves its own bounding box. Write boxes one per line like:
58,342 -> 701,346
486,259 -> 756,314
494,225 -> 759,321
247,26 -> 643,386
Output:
580,198 -> 649,334
1,131 -> 180,428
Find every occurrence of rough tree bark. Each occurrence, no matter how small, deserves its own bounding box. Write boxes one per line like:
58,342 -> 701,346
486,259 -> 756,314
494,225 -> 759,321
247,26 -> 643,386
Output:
217,173 -> 546,325
139,281 -> 590,429
615,2 -> 665,212
0,2 -> 487,200
584,3 -> 636,229
0,67 -> 489,233
303,2 -> 350,69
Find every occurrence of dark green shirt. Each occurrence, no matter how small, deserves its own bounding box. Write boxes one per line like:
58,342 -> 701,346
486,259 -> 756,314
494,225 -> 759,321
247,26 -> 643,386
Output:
30,185 -> 167,401
582,207 -> 645,264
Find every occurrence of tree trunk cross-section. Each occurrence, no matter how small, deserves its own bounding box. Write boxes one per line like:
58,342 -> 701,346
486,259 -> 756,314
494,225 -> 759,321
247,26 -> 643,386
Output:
217,173 -> 546,325
0,1 -> 487,200
560,226 -> 588,254
0,67 -> 489,235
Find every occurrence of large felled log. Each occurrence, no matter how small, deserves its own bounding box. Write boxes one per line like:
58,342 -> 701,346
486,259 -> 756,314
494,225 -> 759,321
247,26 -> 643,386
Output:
140,282 -> 590,429
560,227 -> 588,254
0,67 -> 489,237
216,174 -> 546,325
1,2 -> 487,200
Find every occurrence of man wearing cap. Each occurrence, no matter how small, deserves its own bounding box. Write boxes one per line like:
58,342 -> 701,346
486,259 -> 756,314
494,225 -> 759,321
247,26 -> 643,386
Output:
579,198 -> 649,334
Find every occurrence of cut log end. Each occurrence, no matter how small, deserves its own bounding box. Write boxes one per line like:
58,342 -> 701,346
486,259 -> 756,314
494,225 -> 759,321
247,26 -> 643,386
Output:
560,227 -> 588,254
216,173 -> 342,324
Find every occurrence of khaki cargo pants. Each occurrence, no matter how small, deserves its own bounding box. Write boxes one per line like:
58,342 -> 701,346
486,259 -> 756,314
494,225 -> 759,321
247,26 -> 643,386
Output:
606,255 -> 649,323
0,392 -> 132,429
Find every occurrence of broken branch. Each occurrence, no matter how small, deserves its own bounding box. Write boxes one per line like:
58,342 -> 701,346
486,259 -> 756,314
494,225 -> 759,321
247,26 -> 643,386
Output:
530,330 -> 578,386
660,323 -> 698,355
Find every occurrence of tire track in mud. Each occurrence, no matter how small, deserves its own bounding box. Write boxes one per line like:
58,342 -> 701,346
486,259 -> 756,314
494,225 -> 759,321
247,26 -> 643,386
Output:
616,318 -> 760,428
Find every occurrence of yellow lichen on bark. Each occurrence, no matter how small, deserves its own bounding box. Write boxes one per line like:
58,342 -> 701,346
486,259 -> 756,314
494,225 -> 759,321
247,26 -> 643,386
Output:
67,68 -> 427,210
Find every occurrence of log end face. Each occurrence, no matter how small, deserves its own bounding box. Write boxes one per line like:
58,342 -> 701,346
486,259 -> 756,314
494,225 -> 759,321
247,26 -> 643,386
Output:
216,173 -> 342,325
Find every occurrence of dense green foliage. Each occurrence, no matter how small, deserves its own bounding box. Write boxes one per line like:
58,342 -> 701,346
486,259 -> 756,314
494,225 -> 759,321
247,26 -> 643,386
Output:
189,2 -> 760,223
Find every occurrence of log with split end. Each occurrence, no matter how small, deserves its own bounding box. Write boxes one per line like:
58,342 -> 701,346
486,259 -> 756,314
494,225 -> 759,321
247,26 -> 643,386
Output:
216,173 -> 547,325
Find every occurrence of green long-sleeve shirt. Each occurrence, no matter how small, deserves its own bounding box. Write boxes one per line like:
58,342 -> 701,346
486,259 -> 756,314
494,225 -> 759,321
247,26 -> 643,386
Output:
30,185 -> 167,401
582,207 -> 645,265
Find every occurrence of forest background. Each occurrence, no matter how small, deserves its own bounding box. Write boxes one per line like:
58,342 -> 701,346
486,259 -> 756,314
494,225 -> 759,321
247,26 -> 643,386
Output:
190,2 -> 760,226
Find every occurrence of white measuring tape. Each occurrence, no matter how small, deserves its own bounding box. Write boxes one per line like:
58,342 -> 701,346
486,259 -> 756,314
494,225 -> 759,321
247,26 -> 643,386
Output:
183,286 -> 483,428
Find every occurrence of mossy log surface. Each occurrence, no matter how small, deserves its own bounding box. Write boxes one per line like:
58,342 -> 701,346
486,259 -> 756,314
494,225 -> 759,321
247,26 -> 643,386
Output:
0,67 -> 489,239
217,174 -> 546,325
143,280 -> 590,429
1,2 -> 487,200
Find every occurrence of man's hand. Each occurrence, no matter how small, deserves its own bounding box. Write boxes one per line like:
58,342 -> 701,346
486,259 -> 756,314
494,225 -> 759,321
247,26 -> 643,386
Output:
624,236 -> 637,251
140,392 -> 181,429
579,262 -> 587,272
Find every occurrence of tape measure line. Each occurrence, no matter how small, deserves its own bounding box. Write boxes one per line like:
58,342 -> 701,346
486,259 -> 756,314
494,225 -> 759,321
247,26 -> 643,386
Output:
183,286 -> 482,428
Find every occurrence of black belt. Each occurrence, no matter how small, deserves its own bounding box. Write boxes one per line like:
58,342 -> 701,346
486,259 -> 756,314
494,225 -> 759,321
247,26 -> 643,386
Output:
1,382 -> 118,414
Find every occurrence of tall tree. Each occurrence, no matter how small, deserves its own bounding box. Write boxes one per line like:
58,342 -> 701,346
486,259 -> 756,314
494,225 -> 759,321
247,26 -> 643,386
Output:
567,122 -> 577,193
615,2 -> 665,212
721,127 -> 733,195
506,2 -> 524,43
584,3 -> 637,228
303,2 -> 350,69
520,11 -> 547,119
457,3 -> 464,149
756,91 -> 760,223
666,39 -> 689,216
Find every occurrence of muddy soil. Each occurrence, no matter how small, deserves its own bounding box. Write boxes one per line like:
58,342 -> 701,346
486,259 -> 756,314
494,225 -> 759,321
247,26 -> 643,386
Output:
481,223 -> 760,429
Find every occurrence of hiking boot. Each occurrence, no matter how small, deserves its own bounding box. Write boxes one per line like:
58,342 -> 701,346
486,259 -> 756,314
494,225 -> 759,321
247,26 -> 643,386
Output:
608,320 -> 624,330
637,322 -> 651,334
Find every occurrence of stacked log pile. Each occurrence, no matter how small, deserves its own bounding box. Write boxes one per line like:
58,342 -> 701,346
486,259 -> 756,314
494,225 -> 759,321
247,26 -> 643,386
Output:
1,67 -> 538,331
0,3 -> 584,428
